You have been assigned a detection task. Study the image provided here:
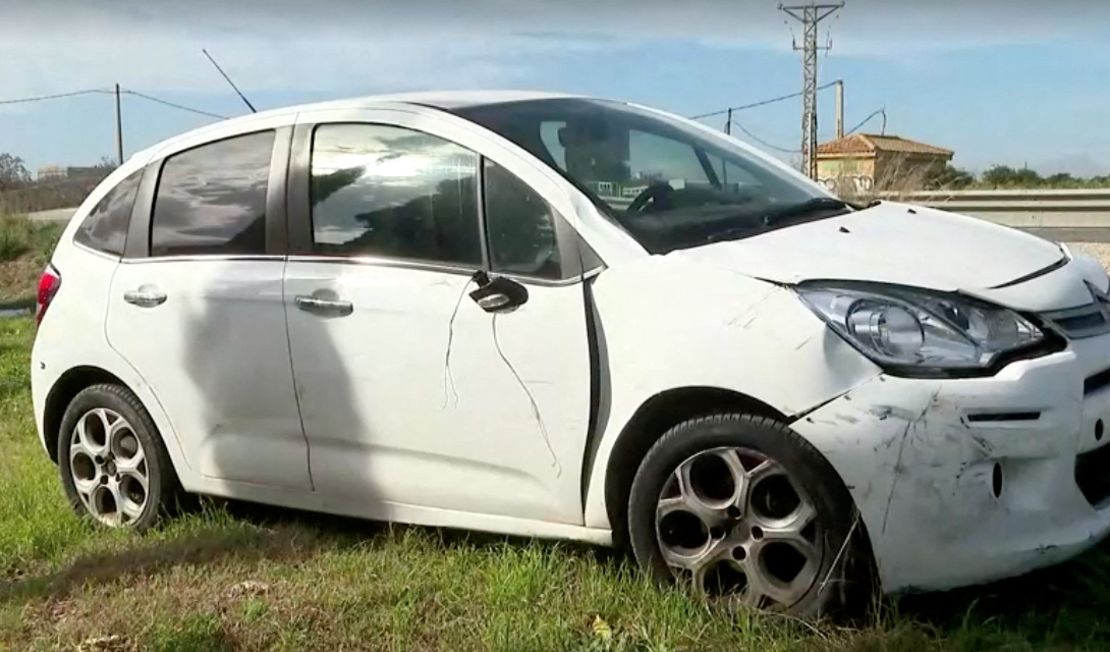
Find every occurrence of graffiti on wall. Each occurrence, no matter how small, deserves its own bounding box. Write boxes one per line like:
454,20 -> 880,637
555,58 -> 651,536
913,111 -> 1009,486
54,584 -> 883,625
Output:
818,175 -> 874,194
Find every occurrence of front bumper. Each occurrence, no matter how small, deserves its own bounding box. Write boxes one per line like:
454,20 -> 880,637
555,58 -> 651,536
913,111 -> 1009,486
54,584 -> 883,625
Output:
794,333 -> 1110,594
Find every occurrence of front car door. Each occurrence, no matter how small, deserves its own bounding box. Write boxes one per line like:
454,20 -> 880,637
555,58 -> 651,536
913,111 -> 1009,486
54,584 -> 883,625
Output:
283,107 -> 596,524
106,120 -> 311,491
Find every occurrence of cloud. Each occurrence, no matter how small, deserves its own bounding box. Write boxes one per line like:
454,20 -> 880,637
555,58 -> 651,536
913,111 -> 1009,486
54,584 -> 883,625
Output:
2,0 -> 1107,96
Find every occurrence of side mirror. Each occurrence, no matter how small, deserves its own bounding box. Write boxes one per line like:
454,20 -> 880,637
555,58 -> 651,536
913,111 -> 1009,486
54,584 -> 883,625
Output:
469,272 -> 528,313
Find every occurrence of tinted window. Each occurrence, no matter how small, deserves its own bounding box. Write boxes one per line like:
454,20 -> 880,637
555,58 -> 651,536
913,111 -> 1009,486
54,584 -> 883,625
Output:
75,170 -> 142,256
456,99 -> 834,254
484,160 -> 562,278
151,131 -> 274,257
310,124 -> 481,266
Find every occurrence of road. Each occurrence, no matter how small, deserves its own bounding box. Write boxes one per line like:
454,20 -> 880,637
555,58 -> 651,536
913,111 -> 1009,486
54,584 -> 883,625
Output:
26,207 -> 78,223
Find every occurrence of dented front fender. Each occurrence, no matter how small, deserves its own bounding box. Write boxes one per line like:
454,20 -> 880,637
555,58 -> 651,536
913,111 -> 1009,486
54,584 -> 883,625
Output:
583,258 -> 882,529
795,343 -> 1110,593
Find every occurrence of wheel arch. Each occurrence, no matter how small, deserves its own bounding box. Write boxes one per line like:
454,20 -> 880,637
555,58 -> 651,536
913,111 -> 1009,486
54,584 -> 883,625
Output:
43,366 -> 131,464
602,386 -> 787,547
602,385 -> 878,600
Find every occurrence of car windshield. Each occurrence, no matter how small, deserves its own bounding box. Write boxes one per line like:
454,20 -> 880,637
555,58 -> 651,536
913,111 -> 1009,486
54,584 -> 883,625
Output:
455,98 -> 848,254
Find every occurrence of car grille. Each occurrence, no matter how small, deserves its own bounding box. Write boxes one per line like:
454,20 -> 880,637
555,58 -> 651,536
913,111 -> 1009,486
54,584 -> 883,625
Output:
1076,443 -> 1110,507
1041,303 -> 1110,340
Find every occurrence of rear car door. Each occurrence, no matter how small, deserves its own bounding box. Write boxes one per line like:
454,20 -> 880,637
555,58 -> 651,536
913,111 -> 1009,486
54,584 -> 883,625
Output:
283,108 -> 596,524
106,125 -> 311,490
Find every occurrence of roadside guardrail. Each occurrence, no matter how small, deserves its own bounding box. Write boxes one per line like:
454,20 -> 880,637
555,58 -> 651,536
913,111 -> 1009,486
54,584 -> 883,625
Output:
880,189 -> 1110,229
22,188 -> 1110,234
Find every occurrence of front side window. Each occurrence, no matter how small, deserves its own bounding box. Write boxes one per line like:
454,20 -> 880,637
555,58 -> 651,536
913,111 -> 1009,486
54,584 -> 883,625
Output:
457,99 -> 843,254
150,130 -> 274,257
484,160 -> 562,279
310,124 -> 481,266
75,170 -> 142,256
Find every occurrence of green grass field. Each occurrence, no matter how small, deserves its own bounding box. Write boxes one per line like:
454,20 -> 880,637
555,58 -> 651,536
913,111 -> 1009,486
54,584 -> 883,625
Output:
2,318 -> 1110,650
0,216 -> 64,310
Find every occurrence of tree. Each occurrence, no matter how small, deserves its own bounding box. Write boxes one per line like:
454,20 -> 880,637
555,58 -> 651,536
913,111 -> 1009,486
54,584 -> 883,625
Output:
927,164 -> 975,190
1047,172 -> 1075,184
981,164 -> 1041,188
0,153 -> 31,190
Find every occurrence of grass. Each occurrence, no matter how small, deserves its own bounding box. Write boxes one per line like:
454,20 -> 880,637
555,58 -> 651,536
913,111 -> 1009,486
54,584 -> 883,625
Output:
2,316 -> 1110,650
0,216 -> 64,309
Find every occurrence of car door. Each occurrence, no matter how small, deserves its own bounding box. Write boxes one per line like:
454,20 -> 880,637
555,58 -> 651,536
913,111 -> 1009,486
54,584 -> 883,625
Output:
106,124 -> 312,490
283,108 -> 596,524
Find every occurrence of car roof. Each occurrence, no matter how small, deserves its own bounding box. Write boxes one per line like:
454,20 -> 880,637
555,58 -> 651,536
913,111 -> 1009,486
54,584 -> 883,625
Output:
338,89 -> 580,109
127,90 -> 585,165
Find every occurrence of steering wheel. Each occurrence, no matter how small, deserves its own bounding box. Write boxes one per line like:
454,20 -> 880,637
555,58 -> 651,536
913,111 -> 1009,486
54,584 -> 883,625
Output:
626,182 -> 674,213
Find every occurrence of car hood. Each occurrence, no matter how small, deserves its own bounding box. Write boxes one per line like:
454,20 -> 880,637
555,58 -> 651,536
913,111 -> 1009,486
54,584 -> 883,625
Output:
670,201 -> 1069,299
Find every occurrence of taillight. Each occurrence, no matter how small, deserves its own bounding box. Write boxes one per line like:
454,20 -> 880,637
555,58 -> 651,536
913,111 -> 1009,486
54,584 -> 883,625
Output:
36,264 -> 61,325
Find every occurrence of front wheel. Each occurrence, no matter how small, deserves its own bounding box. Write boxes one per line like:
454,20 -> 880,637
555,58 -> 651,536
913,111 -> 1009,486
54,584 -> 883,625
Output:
627,413 -> 871,617
58,384 -> 182,531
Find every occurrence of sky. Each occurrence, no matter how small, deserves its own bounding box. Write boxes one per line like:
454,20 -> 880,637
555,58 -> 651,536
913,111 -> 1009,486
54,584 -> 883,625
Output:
2,0 -> 1109,176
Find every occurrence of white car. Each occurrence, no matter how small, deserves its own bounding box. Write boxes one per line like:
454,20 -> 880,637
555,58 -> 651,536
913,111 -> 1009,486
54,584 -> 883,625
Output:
31,91 -> 1110,615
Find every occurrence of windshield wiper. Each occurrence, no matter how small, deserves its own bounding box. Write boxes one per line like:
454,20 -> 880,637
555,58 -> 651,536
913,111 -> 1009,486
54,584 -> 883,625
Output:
704,197 -> 850,244
760,196 -> 850,226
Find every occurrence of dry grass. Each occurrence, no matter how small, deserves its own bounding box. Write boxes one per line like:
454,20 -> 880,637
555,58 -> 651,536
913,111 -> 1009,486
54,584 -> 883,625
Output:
0,216 -> 64,309
0,176 -> 103,216
1067,242 -> 1110,269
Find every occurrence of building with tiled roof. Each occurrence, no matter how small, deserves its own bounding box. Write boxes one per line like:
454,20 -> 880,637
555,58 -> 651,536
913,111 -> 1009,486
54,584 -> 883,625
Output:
816,133 -> 954,194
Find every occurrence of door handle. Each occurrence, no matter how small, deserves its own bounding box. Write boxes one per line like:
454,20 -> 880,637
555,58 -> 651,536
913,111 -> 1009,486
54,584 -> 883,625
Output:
294,294 -> 353,317
469,275 -> 528,313
123,286 -> 167,308
475,292 -> 512,311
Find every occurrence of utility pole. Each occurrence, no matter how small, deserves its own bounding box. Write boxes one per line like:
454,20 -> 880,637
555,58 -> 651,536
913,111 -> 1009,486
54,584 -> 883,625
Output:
725,107 -> 732,135
114,83 -> 124,166
780,2 -> 844,178
834,79 -> 844,139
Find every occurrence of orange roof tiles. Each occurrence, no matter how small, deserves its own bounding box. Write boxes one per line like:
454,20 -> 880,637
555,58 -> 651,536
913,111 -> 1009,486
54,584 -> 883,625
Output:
817,133 -> 953,157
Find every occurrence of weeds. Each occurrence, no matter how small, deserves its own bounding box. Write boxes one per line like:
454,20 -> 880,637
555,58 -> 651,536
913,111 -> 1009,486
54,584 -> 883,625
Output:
0,215 -> 64,306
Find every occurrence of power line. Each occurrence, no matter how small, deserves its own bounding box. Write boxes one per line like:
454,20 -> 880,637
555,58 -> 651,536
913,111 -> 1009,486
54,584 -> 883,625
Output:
121,90 -> 228,119
729,121 -> 800,154
688,80 -> 840,120
0,86 -> 227,120
845,107 -> 887,136
0,88 -> 112,105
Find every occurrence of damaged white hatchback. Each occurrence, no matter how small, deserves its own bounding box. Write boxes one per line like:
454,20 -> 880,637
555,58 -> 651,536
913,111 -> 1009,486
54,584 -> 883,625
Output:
32,91 -> 1110,616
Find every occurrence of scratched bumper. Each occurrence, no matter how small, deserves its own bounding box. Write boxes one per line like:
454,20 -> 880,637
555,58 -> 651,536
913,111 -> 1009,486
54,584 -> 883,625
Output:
793,333 -> 1110,594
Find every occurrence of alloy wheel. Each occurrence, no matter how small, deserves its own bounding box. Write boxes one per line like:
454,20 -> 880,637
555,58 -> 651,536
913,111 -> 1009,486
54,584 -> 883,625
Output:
68,407 -> 149,527
654,446 -> 822,609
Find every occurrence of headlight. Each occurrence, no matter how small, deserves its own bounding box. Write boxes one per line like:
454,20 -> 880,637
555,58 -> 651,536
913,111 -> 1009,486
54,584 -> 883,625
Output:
796,283 -> 1043,374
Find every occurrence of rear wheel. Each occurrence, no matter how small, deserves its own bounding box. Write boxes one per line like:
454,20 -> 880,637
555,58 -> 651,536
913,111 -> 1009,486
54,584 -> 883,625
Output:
628,413 -> 870,617
58,384 -> 182,531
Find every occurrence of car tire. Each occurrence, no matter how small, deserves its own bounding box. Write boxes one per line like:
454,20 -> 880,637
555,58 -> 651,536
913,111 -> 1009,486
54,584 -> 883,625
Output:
627,413 -> 872,617
58,383 -> 183,531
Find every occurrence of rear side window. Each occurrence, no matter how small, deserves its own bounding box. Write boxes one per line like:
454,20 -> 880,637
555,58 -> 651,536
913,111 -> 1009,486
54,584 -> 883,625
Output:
310,123 -> 482,266
150,130 -> 274,257
74,170 -> 142,256
483,160 -> 563,279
